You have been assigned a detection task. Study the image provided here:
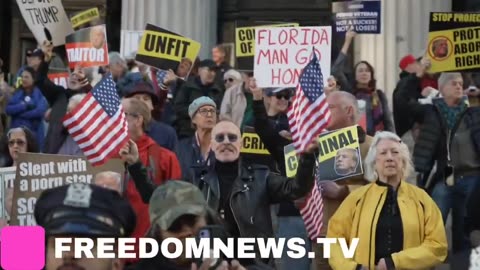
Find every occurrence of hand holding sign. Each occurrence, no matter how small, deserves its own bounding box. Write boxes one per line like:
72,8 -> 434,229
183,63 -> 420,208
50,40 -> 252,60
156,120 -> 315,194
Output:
119,140 -> 140,165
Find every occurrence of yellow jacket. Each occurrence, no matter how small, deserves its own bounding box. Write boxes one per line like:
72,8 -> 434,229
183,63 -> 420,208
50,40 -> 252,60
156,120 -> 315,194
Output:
326,181 -> 448,270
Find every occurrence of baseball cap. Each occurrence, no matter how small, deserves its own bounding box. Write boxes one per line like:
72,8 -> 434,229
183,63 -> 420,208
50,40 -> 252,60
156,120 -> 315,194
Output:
34,183 -> 136,237
30,48 -> 45,58
264,87 -> 295,96
148,181 -> 207,231
198,59 -> 218,69
399,54 -> 417,70
188,96 -> 217,118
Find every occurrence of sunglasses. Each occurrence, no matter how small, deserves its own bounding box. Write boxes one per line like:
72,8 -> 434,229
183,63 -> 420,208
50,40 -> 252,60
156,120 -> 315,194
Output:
8,139 -> 26,147
214,133 -> 238,143
275,93 -> 291,100
224,78 -> 234,83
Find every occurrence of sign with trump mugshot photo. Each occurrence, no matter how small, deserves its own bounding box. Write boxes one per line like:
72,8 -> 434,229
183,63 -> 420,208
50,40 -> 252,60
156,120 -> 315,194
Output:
10,153 -> 124,226
65,24 -> 109,69
427,12 -> 480,73
284,125 -> 362,180
136,24 -> 201,77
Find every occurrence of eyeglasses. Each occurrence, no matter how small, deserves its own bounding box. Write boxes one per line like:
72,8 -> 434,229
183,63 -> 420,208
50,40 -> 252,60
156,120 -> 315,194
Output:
124,112 -> 139,118
8,140 -> 26,147
275,93 -> 291,100
197,108 -> 216,116
224,78 -> 234,83
214,133 -> 238,143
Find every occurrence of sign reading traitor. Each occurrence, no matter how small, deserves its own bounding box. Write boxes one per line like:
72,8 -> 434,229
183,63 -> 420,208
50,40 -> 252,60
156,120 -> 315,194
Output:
332,0 -> 381,34
427,12 -> 480,73
10,153 -> 123,226
136,24 -> 201,77
65,24 -> 109,69
254,26 -> 331,88
15,0 -> 74,46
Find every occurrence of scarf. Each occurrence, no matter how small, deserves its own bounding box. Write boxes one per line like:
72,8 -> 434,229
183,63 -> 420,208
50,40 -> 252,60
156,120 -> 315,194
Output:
355,87 -> 384,134
436,97 -> 468,130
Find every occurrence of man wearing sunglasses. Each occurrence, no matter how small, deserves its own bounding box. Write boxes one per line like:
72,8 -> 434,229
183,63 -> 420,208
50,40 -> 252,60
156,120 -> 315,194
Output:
186,118 -> 318,267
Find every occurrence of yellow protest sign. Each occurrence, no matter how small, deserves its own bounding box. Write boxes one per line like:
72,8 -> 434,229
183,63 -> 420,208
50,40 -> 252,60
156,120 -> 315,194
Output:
317,126 -> 359,162
71,8 -> 100,28
240,132 -> 270,155
136,24 -> 201,76
427,12 -> 480,73
284,144 -> 298,178
235,23 -> 299,57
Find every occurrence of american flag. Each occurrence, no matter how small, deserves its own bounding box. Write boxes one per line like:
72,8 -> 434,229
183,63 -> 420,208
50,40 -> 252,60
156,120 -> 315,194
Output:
63,73 -> 129,166
299,172 -> 324,240
287,52 -> 331,153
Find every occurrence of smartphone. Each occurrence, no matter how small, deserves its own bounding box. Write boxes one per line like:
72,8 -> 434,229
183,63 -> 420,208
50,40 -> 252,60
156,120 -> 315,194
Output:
194,225 -> 230,269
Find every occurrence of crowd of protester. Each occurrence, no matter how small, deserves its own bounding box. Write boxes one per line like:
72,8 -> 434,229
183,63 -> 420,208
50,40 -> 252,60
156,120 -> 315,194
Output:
0,26 -> 480,270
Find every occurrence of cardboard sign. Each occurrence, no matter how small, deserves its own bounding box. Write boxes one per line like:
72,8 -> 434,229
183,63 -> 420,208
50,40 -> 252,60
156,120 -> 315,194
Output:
48,68 -> 70,88
0,167 -> 15,220
284,125 -> 363,181
120,30 -> 144,58
10,153 -> 124,226
65,24 -> 109,69
240,132 -> 270,155
136,24 -> 201,77
71,7 -> 100,28
427,12 -> 480,73
240,127 -> 278,173
254,26 -> 332,88
235,22 -> 299,70
15,0 -> 74,46
332,0 -> 381,34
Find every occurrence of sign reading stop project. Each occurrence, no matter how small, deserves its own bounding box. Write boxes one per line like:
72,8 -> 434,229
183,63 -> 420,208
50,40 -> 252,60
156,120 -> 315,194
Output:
10,153 -> 123,226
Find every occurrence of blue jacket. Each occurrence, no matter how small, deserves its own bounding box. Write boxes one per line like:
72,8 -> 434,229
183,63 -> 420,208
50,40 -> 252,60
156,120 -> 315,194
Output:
176,135 -> 215,180
6,87 -> 48,150
145,120 -> 178,152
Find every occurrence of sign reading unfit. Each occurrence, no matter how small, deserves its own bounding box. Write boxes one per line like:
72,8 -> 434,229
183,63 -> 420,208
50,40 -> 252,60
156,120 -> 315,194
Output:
10,153 -> 123,226
428,12 -> 480,73
136,24 -> 201,77
65,24 -> 109,69
15,0 -> 74,46
332,0 -> 381,34
254,26 -> 332,88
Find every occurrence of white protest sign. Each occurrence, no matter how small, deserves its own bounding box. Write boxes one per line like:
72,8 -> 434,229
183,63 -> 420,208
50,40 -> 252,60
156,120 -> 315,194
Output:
0,167 -> 16,220
254,26 -> 332,88
120,30 -> 144,58
15,0 -> 74,46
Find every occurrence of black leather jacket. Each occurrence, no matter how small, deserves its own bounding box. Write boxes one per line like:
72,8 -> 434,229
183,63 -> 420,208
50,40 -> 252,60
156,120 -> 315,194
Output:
187,154 -> 316,240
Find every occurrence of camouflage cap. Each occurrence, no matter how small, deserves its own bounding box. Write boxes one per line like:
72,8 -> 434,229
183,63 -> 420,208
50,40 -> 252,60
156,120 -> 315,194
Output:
149,180 -> 207,231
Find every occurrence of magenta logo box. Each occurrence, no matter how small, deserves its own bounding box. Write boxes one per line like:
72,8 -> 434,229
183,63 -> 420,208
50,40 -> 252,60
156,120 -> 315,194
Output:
1,226 -> 45,269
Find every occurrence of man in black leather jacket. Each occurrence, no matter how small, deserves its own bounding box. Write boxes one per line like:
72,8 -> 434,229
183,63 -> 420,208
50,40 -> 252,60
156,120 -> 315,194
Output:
185,118 -> 317,265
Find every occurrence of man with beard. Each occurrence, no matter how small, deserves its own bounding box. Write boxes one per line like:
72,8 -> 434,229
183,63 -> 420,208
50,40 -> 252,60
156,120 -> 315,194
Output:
34,183 -> 136,270
334,147 -> 359,176
186,118 -> 318,267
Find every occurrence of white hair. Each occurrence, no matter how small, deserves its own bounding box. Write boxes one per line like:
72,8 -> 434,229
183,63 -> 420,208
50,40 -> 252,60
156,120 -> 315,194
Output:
223,69 -> 242,81
108,52 -> 127,67
438,72 -> 462,91
95,171 -> 121,183
363,131 -> 414,182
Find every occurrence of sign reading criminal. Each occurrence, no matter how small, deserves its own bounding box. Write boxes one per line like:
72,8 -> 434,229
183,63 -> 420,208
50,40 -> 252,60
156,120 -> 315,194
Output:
65,24 -> 109,69
15,0 -> 74,46
136,24 -> 201,77
428,12 -> 480,73
254,26 -> 332,88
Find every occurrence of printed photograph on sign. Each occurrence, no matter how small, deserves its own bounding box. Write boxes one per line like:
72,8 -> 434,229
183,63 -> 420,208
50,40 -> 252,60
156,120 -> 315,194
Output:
427,12 -> 480,73
15,0 -> 74,46
136,24 -> 201,78
65,24 -> 109,69
332,0 -> 381,34
254,26 -> 332,88
10,153 -> 123,226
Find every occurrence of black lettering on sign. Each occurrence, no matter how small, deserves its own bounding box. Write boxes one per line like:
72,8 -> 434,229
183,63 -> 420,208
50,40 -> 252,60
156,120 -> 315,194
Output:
454,41 -> 480,54
318,130 -> 357,156
144,33 -> 191,58
287,156 -> 298,172
25,6 -> 59,25
243,136 -> 251,149
455,54 -> 480,68
453,28 -> 480,42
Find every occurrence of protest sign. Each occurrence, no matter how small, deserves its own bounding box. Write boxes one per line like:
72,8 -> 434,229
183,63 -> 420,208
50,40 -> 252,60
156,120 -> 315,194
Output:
254,26 -> 332,88
120,30 -> 144,58
15,0 -> 74,46
71,7 -> 100,29
332,0 -> 381,34
240,127 -> 278,173
427,12 -> 480,73
235,22 -> 299,70
65,24 -> 109,69
284,125 -> 362,180
10,153 -> 124,226
0,167 -> 16,220
136,24 -> 201,77
241,132 -> 270,155
48,68 -> 70,88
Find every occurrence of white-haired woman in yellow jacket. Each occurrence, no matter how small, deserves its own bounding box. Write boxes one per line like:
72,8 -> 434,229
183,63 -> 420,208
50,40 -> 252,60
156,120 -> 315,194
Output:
327,131 -> 448,270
